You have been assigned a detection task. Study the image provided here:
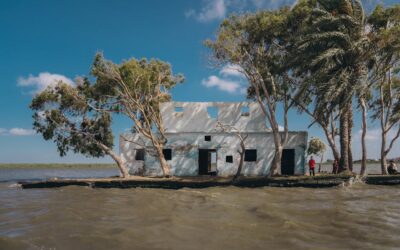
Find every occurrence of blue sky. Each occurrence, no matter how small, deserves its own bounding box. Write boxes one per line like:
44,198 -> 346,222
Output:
0,0 -> 397,163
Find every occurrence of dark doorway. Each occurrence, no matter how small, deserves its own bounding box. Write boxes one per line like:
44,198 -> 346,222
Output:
198,149 -> 217,175
281,149 -> 295,175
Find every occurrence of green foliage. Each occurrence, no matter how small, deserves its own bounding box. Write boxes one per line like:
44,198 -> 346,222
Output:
307,137 -> 326,156
205,7 -> 292,99
30,82 -> 114,157
290,0 -> 369,119
368,4 -> 400,127
90,53 -> 184,135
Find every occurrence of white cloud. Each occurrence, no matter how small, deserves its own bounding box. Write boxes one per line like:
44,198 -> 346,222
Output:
251,0 -> 295,9
186,0 -> 299,22
201,63 -> 248,94
220,64 -> 246,78
202,75 -> 246,93
0,128 -> 36,136
9,128 -> 36,136
17,72 -> 74,94
185,0 -> 226,22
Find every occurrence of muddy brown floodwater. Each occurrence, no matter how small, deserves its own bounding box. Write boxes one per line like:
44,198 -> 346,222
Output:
1,167 -> 400,250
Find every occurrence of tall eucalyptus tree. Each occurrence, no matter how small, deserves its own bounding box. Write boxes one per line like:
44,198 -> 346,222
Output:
30,82 -> 131,178
90,54 -> 184,177
206,8 -> 296,176
368,5 -> 400,175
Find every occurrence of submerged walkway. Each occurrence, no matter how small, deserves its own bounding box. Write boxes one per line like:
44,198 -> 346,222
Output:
19,175 -> 357,189
363,175 -> 400,185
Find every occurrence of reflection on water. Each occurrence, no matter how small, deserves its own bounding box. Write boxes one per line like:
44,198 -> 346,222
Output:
0,167 -> 400,250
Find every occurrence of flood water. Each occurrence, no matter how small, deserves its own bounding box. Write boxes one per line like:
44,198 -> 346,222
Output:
1,165 -> 400,250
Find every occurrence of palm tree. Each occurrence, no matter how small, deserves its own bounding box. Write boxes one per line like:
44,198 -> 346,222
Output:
291,0 -> 368,172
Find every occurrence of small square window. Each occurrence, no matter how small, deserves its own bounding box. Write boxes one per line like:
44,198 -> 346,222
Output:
226,155 -> 233,163
205,135 -> 211,141
135,149 -> 145,161
163,149 -> 172,161
244,149 -> 257,162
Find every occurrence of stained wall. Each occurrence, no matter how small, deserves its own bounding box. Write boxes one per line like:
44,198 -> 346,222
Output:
119,102 -> 308,177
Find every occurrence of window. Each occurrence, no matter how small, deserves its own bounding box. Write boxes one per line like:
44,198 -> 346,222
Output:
244,149 -> 257,162
135,149 -> 145,161
241,106 -> 250,117
175,106 -> 184,112
205,135 -> 211,141
163,149 -> 172,161
226,155 -> 233,163
207,106 -> 218,119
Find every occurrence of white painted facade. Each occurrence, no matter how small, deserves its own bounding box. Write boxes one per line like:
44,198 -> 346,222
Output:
120,102 -> 308,177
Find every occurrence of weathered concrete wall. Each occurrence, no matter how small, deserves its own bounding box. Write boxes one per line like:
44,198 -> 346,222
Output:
120,102 -> 307,177
120,131 -> 307,177
160,102 -> 268,133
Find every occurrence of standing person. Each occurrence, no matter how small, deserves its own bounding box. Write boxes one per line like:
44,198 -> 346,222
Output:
332,159 -> 339,174
309,156 -> 316,176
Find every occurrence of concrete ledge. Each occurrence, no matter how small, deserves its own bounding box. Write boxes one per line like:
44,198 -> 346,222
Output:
19,175 -> 355,189
363,175 -> 400,185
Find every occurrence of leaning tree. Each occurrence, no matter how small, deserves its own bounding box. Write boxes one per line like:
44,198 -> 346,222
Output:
368,4 -> 400,175
89,54 -> 184,177
206,8 -> 295,176
30,81 -> 131,177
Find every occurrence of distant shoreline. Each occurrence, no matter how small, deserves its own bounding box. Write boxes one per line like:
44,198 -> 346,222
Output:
0,163 -> 117,169
324,160 -> 381,164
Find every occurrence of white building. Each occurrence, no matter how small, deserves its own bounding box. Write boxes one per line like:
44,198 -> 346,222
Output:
120,102 -> 308,177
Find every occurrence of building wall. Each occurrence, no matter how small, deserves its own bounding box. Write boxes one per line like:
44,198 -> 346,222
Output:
160,102 -> 268,133
120,132 -> 308,177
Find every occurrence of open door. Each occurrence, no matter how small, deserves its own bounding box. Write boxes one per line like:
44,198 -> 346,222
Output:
281,149 -> 295,175
209,151 -> 217,173
198,149 -> 217,175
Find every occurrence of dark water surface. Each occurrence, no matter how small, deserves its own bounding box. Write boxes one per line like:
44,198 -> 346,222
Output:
1,167 -> 400,250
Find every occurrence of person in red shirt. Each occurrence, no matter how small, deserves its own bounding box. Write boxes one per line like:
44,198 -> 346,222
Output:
309,156 -> 316,176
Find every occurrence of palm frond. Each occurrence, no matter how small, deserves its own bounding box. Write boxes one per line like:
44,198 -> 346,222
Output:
310,48 -> 345,68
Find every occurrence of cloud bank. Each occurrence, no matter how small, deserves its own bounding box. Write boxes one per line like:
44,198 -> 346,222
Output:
185,0 -> 227,22
202,64 -> 247,94
0,128 -> 36,136
17,72 -> 74,94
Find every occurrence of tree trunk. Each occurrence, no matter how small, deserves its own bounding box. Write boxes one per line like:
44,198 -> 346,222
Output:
323,128 -> 340,163
269,142 -> 283,177
155,145 -> 171,177
360,98 -> 367,176
348,105 -> 353,172
381,132 -> 388,175
98,143 -> 130,178
339,106 -> 349,172
319,154 -> 324,173
235,151 -> 245,181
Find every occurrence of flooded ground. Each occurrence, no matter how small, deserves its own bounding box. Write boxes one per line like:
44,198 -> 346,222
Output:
0,165 -> 399,250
